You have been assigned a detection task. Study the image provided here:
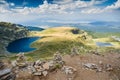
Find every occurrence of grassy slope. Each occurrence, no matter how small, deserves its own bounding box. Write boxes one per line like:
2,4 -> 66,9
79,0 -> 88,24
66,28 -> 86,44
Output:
25,27 -> 95,59
87,31 -> 120,38
9,27 -> 120,60
86,31 -> 120,48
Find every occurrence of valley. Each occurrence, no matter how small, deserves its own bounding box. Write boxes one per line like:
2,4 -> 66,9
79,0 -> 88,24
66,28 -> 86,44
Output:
0,22 -> 120,80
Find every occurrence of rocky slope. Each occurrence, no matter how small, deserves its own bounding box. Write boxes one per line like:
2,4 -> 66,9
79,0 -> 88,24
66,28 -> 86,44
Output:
1,51 -> 120,80
0,22 -> 28,54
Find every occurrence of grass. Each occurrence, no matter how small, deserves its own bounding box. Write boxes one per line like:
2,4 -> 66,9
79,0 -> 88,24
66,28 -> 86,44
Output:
8,27 -> 120,60
24,27 -> 94,59
87,31 -> 120,38
93,37 -> 120,49
86,30 -> 120,49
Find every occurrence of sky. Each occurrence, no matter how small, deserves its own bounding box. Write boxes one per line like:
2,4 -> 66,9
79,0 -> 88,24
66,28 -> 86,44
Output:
0,0 -> 120,26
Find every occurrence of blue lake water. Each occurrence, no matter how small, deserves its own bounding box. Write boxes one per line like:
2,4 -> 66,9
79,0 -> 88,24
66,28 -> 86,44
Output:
25,26 -> 44,31
6,37 -> 39,53
96,42 -> 113,47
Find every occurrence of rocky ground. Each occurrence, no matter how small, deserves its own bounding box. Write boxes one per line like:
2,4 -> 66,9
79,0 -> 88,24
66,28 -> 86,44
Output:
0,51 -> 120,80
0,22 -> 120,80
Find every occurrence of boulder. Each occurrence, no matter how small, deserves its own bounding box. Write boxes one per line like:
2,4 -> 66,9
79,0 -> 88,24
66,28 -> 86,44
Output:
0,61 -> 4,69
53,51 -> 62,61
43,63 -> 50,70
0,68 -> 11,77
33,72 -> 42,76
84,63 -> 98,69
71,47 -> 79,57
0,72 -> 16,80
105,64 -> 113,71
15,53 -> 27,68
62,66 -> 77,75
42,71 -> 48,77
48,61 -> 54,67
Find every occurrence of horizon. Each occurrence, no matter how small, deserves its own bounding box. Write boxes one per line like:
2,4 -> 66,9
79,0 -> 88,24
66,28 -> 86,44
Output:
0,0 -> 120,27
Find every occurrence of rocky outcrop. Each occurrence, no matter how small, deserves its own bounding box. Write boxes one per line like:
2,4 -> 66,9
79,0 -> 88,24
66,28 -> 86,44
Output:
0,22 -> 28,54
0,60 -> 16,80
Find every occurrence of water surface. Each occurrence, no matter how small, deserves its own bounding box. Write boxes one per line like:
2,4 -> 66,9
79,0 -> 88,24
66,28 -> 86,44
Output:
6,37 -> 39,53
96,42 -> 113,47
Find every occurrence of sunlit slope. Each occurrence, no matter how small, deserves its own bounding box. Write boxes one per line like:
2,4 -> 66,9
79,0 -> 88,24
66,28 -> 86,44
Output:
27,27 -> 95,58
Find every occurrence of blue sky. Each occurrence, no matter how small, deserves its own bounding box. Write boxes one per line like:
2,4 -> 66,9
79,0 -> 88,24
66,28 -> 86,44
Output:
0,0 -> 120,26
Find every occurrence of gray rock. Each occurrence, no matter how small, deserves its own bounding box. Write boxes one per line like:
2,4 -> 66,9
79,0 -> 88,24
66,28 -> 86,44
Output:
0,61 -> 4,69
53,51 -> 62,61
42,71 -> 48,76
62,66 -> 77,75
71,47 -> 79,57
84,63 -> 98,69
96,67 -> 102,72
105,64 -> 113,71
33,72 -> 42,76
0,68 -> 11,77
43,63 -> 50,70
0,72 -> 16,80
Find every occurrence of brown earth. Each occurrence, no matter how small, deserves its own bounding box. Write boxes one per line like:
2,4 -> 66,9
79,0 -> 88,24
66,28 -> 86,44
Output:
14,52 -> 120,80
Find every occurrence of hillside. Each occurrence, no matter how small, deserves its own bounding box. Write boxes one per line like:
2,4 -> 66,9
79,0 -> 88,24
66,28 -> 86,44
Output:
0,22 -> 28,54
26,27 -> 95,59
0,24 -> 120,80
1,51 -> 120,80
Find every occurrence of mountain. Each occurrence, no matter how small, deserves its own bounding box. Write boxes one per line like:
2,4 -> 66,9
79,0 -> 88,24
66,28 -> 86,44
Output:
0,22 -> 29,54
27,27 -> 94,58
29,21 -> 120,32
24,26 -> 44,31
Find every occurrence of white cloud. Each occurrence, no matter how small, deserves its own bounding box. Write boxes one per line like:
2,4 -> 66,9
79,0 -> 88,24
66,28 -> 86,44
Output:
81,8 -> 103,14
81,0 -> 120,14
0,0 -> 109,14
105,0 -> 120,9
53,0 -> 73,4
10,3 -> 15,6
0,0 -> 120,24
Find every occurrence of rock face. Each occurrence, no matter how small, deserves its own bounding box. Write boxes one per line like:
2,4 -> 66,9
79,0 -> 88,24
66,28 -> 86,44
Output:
0,60 -> 15,80
0,22 -> 28,54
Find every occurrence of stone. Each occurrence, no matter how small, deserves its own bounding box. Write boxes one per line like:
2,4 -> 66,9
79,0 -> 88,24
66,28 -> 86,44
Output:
71,47 -> 79,57
17,53 -> 26,63
48,61 -> 54,67
32,60 -> 48,77
35,60 -> 42,65
53,51 -> 62,61
0,60 -> 4,69
15,53 -> 27,68
0,61 -> 15,80
42,71 -> 48,76
84,63 -> 98,69
43,63 -> 50,70
0,68 -> 11,77
62,66 -> 77,75
96,67 -> 102,72
99,61 -> 103,65
0,72 -> 16,80
105,64 -> 113,71
11,61 -> 17,67
33,72 -> 42,76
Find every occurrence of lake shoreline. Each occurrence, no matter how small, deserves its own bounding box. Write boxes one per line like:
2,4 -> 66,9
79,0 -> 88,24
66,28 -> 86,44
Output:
6,37 -> 40,53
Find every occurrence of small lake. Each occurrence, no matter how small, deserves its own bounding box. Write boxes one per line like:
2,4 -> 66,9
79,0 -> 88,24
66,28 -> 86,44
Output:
25,26 -> 44,31
96,42 -> 113,47
6,37 -> 39,53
